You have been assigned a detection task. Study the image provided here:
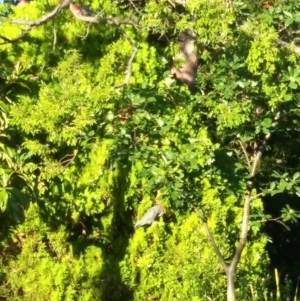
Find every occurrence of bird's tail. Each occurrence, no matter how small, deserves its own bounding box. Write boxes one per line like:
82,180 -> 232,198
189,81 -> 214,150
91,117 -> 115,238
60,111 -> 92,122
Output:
134,222 -> 142,228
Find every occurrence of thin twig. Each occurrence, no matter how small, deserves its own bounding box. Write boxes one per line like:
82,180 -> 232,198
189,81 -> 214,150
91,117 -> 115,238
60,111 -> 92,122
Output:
238,140 -> 251,170
248,192 -> 264,201
69,3 -> 137,26
0,27 -> 33,44
52,28 -> 57,51
76,23 -> 91,40
197,90 -> 217,103
128,0 -> 142,15
59,150 -> 78,167
76,10 -> 104,40
114,27 -> 138,88
191,204 -> 228,272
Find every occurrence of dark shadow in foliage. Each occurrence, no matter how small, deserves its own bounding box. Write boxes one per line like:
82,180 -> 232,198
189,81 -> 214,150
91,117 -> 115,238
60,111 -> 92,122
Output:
33,140 -> 135,300
264,193 -> 300,299
0,194 -> 29,299
95,157 -> 134,301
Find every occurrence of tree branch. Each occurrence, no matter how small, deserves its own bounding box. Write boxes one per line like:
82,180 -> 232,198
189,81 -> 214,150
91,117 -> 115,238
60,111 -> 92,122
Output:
191,204 -> 228,272
52,28 -> 57,51
251,132 -> 270,175
0,0 -> 71,44
0,0 -> 137,44
69,3 -> 137,26
250,30 -> 300,55
10,0 -> 70,26
238,140 -> 251,170
228,194 -> 251,273
248,192 -> 264,201
114,27 -> 138,88
276,39 -> 300,54
229,113 -> 279,274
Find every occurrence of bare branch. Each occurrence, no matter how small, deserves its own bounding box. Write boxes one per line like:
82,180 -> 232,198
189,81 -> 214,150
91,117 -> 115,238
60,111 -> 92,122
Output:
251,132 -> 271,176
121,30 -> 138,86
69,3 -> 137,26
229,111 -> 280,279
114,27 -> 138,88
191,204 -> 228,272
248,192 -> 264,201
76,23 -> 91,40
276,39 -> 300,54
0,27 -> 32,44
229,195 -> 251,272
238,140 -> 251,170
0,0 -> 71,44
229,142 -> 269,270
59,151 -> 78,167
0,0 -> 137,45
52,28 -> 57,51
75,10 -> 105,40
2,0 -> 70,26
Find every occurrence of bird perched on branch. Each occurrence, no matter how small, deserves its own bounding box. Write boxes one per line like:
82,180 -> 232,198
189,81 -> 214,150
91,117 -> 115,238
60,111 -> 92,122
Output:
69,3 -> 94,17
135,204 -> 164,228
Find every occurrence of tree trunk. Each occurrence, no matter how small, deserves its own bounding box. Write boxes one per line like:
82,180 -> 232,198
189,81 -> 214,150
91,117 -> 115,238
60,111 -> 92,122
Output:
226,271 -> 236,301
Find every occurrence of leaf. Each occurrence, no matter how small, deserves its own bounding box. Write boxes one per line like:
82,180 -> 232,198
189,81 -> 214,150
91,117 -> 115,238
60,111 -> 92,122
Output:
262,118 -> 272,129
289,82 -> 298,89
235,163 -> 245,171
286,183 -> 292,191
283,11 -> 293,18
171,191 -> 179,201
278,179 -> 288,191
0,188 -> 8,211
0,100 -> 9,113
294,12 -> 300,22
293,172 -> 300,181
264,214 -> 272,220
284,18 -> 294,27
147,97 -> 157,103
88,130 -> 95,137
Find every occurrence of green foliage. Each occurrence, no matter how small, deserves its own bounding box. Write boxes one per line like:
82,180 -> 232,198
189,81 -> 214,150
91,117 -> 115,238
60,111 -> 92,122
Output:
1,0 -> 300,300
0,204 -> 104,301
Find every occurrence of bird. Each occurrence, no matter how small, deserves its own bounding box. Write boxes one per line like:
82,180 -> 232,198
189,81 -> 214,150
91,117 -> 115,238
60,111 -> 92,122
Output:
17,0 -> 27,6
135,204 -> 164,228
69,3 -> 94,17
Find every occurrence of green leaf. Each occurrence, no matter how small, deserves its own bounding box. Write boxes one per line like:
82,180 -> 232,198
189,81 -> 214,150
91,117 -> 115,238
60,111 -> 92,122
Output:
293,172 -> 300,181
284,17 -> 294,27
88,130 -> 95,137
147,97 -> 157,103
278,179 -> 288,191
289,82 -> 298,89
0,188 -> 8,211
270,182 -> 276,190
283,11 -> 293,18
262,118 -> 272,129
